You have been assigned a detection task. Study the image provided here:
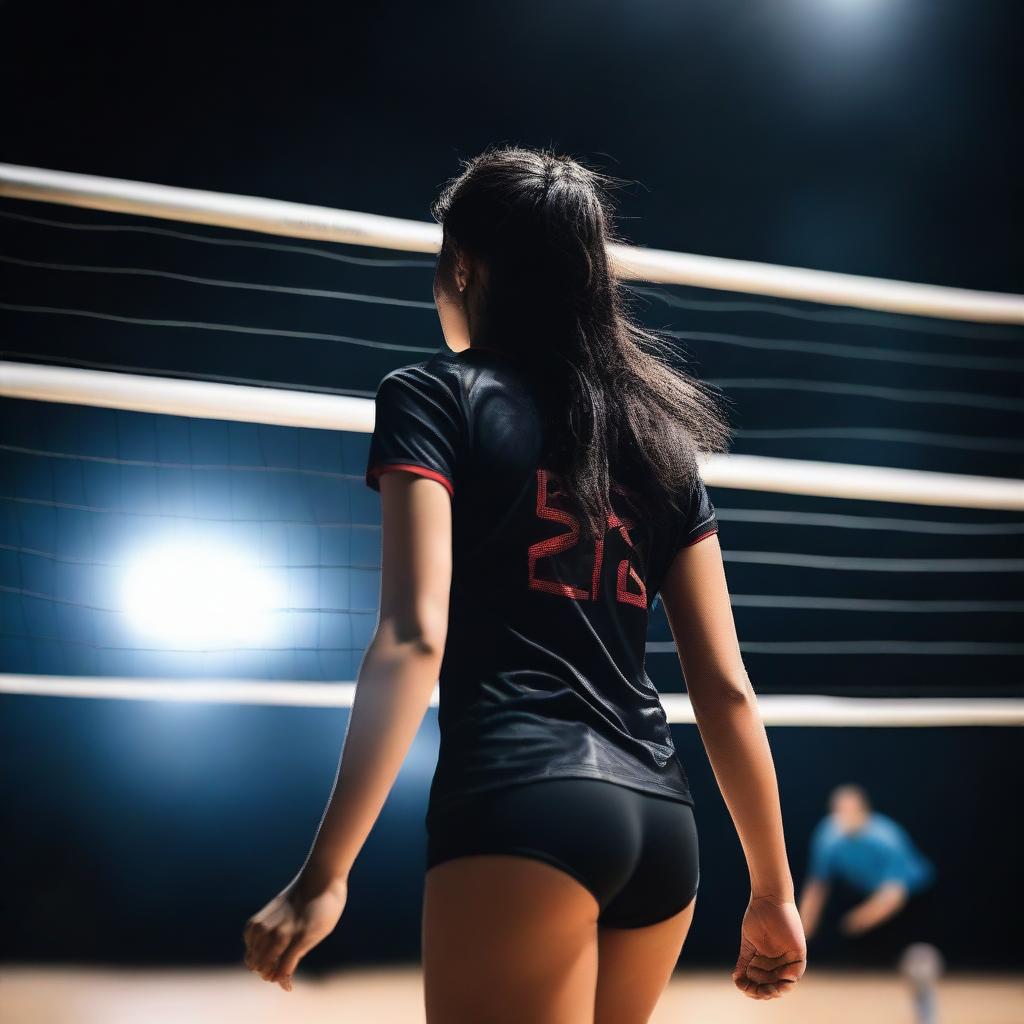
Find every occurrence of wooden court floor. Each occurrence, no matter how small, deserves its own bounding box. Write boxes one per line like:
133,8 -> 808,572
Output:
1,966 -> 1022,1023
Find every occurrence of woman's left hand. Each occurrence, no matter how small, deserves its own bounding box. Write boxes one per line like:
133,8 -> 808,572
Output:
243,873 -> 349,991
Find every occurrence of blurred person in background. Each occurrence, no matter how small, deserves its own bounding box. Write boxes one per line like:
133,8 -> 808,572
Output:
799,784 -> 936,967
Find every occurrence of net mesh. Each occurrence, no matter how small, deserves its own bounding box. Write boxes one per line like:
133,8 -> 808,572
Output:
1,198 -> 1021,699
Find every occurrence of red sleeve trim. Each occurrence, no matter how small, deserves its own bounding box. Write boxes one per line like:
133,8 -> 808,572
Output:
367,462 -> 454,498
683,525 -> 719,548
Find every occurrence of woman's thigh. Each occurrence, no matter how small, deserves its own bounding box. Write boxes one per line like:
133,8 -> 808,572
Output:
595,896 -> 697,1024
422,853 -> 600,1024
421,779 -> 698,1022
595,795 -> 700,1023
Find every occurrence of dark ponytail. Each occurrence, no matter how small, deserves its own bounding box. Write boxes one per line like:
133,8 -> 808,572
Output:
431,144 -> 733,544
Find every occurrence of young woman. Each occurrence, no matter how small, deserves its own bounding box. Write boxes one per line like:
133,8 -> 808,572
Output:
243,145 -> 806,1021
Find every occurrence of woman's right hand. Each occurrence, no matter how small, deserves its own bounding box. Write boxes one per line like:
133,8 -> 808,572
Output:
732,894 -> 807,1000
243,872 -> 349,991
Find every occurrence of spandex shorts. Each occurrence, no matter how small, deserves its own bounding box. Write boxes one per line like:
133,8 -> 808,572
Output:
425,776 -> 699,929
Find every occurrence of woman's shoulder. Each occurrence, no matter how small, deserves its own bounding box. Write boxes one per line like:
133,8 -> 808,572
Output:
378,349 -> 465,394
378,346 -> 533,421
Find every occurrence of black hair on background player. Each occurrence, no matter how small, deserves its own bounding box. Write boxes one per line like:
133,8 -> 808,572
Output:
430,144 -> 734,545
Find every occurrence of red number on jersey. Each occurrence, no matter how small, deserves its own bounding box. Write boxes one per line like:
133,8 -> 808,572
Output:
527,468 -> 647,608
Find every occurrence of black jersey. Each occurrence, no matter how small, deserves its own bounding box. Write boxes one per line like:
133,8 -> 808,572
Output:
365,346 -> 719,821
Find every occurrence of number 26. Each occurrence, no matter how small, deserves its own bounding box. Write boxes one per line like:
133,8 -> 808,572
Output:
527,468 -> 647,609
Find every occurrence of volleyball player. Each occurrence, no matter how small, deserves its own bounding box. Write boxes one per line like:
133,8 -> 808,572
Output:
799,784 -> 936,968
243,145 -> 806,1021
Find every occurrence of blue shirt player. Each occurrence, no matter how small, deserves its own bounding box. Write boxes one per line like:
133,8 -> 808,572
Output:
799,784 -> 934,942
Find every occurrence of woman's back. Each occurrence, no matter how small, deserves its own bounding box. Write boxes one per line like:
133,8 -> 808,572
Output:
365,345 -> 720,821
246,146 -> 804,1014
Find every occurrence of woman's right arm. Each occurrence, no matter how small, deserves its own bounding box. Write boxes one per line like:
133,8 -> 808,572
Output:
661,532 -> 806,1000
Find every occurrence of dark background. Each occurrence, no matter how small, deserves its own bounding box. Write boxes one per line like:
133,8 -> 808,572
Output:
1,0 -> 1021,970
3,0 -> 1020,290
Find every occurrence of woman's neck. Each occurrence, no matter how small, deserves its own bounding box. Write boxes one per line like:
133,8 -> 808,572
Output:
468,337 -> 515,357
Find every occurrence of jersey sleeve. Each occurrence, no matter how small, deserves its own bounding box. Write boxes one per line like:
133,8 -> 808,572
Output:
365,365 -> 465,499
874,819 -> 919,887
876,843 -> 913,888
676,470 -> 719,550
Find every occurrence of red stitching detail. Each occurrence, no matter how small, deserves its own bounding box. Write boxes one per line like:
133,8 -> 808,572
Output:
615,559 -> 647,609
367,462 -> 454,498
528,468 -> 590,600
608,506 -> 647,608
591,533 -> 605,601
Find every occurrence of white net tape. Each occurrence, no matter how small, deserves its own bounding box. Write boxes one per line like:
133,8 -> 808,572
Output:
2,675 -> 1021,726
1,163 -> 1020,724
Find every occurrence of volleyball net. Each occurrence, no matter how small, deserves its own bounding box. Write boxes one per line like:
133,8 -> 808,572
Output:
1,162 -> 1022,726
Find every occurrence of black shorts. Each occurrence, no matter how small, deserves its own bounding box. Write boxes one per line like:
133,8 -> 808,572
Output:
425,776 -> 700,929
842,882 -> 941,968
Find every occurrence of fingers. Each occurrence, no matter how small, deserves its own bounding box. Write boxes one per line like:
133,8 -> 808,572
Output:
243,915 -> 297,985
744,953 -> 806,984
247,922 -> 280,975
269,935 -> 313,991
732,956 -> 805,1000
242,917 -> 267,971
258,931 -> 295,982
732,969 -> 793,1000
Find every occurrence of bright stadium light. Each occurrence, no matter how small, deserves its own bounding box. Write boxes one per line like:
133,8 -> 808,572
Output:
786,0 -> 914,62
122,542 -> 280,648
825,0 -> 886,11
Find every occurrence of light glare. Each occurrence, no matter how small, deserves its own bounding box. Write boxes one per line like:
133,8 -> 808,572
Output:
123,542 -> 279,647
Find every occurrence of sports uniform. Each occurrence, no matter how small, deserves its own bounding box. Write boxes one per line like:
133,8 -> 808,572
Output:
366,345 -> 718,927
808,812 -> 938,964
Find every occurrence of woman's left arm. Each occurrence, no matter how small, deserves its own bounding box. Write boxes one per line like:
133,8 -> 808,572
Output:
243,471 -> 452,990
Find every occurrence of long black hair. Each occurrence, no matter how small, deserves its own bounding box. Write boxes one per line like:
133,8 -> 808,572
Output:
431,144 -> 733,546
